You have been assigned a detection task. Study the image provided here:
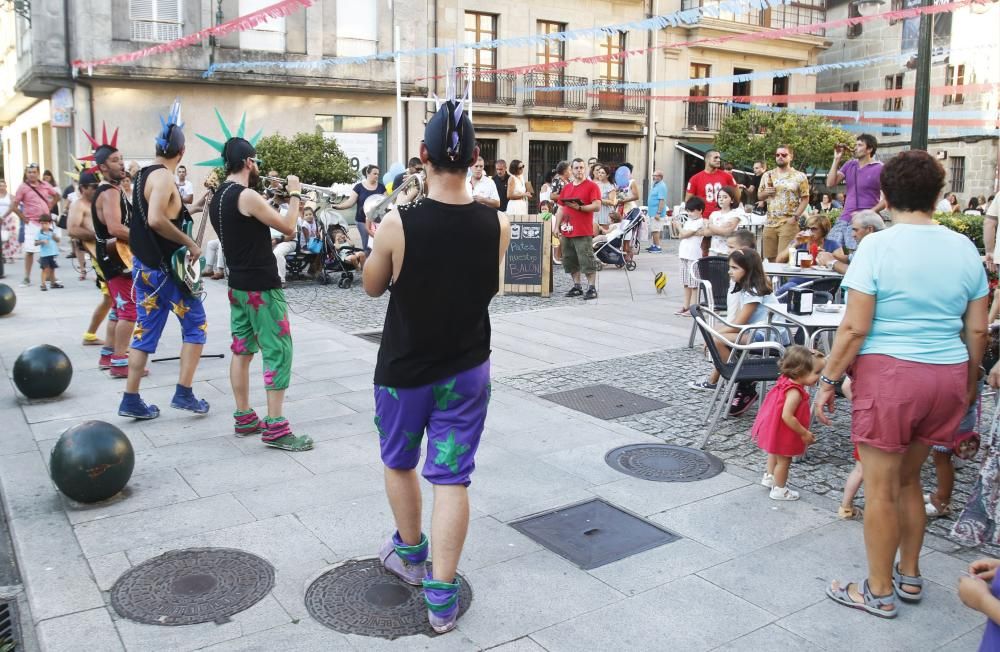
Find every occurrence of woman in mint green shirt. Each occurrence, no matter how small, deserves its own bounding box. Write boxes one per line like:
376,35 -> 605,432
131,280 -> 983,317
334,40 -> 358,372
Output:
815,150 -> 988,619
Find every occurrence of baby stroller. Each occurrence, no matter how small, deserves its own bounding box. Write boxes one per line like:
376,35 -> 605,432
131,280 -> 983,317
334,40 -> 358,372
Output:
593,207 -> 643,271
319,223 -> 363,288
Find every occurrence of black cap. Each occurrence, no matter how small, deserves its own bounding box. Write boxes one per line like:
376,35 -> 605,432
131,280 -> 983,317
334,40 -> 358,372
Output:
222,137 -> 256,169
424,101 -> 476,169
79,171 -> 99,186
94,145 -> 118,166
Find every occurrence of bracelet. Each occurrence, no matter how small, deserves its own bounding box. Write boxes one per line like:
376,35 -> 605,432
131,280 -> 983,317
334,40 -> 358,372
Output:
819,374 -> 844,387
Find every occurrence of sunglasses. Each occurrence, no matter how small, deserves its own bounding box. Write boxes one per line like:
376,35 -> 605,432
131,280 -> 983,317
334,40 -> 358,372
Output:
775,153 -> 789,158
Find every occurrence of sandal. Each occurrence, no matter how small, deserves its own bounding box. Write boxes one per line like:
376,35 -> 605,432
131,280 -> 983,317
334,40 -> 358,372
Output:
892,563 -> 923,603
837,505 -> 855,519
925,498 -> 951,518
826,579 -> 897,618
263,433 -> 314,452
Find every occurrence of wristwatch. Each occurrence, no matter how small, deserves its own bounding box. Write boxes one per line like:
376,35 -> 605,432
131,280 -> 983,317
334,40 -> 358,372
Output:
819,374 -> 844,388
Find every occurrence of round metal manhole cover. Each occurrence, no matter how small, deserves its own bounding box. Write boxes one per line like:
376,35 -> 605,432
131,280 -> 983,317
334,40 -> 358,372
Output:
110,548 -> 275,626
305,558 -> 473,639
605,444 -> 725,482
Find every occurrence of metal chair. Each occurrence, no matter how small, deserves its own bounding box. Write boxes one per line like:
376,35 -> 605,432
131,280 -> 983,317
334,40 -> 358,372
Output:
687,256 -> 731,348
689,304 -> 790,450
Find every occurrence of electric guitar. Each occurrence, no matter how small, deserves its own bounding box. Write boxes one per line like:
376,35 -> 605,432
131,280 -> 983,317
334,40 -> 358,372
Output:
170,213 -> 208,294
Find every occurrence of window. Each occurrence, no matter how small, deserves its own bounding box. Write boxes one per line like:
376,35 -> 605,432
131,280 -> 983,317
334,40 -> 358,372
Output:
772,76 -> 788,108
847,2 -> 862,39
239,0 -> 285,52
902,0 -> 951,50
130,0 -> 182,43
598,143 -> 627,177
315,115 -> 388,176
883,74 -> 904,135
689,63 -> 710,98
536,21 -> 565,68
598,31 -> 626,83
843,81 -> 859,112
688,63 -> 711,130
944,64 -> 965,105
336,0 -> 377,57
950,156 -> 965,193
464,12 -> 498,71
477,139 -> 498,176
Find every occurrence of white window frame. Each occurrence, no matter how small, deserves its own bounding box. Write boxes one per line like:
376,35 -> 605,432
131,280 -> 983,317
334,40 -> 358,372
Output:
336,0 -> 377,57
130,0 -> 184,44
239,0 -> 287,52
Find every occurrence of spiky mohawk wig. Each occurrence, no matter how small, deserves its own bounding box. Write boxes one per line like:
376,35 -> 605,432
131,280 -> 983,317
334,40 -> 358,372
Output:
195,109 -> 263,168
79,122 -> 119,174
155,98 -> 185,158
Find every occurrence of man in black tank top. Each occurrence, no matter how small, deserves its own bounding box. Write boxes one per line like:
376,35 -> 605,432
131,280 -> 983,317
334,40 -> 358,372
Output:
202,130 -> 313,452
118,100 -> 210,421
363,99 -> 511,634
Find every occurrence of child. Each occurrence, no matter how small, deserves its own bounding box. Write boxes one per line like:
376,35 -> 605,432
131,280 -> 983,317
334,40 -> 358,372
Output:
958,558 -> 1000,650
34,214 -> 63,291
751,345 -> 824,501
926,371 -> 984,518
333,229 -> 367,270
676,196 -> 706,317
837,377 -> 864,519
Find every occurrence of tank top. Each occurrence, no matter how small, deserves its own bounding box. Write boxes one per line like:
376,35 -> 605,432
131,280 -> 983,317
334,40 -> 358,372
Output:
210,181 -> 281,291
91,183 -> 131,278
374,198 -> 501,388
130,164 -> 191,269
353,181 -> 386,223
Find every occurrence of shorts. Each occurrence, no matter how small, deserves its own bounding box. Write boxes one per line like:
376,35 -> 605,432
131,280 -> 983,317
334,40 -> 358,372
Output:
560,235 -> 599,276
130,259 -> 207,354
229,288 -> 293,391
850,354 -> 968,454
373,360 -> 491,486
23,221 -> 41,254
679,257 -> 699,289
648,216 -> 665,235
39,255 -> 58,270
828,219 -> 857,252
106,273 -> 138,323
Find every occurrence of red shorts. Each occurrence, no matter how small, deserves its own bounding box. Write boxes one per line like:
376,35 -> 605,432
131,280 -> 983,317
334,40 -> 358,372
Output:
105,274 -> 137,323
850,354 -> 968,454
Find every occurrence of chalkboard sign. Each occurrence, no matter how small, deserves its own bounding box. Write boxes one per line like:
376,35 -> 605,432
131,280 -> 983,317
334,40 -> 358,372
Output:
500,215 -> 552,297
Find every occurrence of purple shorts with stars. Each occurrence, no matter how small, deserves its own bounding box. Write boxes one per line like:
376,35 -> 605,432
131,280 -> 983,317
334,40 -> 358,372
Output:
131,259 -> 207,354
374,361 -> 491,486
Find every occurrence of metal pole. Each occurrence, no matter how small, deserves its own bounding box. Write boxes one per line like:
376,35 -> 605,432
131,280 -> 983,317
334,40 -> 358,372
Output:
395,25 -> 405,164
910,0 -> 933,150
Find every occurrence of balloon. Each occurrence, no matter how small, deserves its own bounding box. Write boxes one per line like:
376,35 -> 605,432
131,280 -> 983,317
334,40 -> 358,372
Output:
388,161 -> 405,177
614,166 -> 631,189
382,172 -> 394,186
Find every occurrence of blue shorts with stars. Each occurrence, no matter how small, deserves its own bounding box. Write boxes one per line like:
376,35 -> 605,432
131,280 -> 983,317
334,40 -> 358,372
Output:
373,360 -> 491,486
131,259 -> 207,354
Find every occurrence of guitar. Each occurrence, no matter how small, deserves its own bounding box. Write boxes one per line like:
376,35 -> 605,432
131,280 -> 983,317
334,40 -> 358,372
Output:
170,213 -> 208,294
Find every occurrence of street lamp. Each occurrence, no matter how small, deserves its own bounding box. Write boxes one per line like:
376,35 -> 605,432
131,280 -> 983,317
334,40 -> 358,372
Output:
910,0 -> 934,150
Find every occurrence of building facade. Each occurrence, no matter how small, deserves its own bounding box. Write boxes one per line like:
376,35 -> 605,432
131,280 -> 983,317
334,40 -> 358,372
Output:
815,0 -> 1000,203
1,0 -> 428,192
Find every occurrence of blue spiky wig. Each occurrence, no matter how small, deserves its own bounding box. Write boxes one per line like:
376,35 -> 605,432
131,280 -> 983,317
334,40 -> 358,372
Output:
155,98 -> 185,158
424,99 -> 476,170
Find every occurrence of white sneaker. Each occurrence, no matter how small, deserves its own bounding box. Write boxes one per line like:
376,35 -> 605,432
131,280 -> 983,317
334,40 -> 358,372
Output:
769,486 -> 799,501
761,473 -> 774,488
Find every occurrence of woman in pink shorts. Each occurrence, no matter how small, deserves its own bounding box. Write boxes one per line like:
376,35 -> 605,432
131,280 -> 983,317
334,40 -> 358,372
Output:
814,150 -> 989,619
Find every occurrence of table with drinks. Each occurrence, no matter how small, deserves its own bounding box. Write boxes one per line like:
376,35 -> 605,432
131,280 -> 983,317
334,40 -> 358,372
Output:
763,260 -> 843,282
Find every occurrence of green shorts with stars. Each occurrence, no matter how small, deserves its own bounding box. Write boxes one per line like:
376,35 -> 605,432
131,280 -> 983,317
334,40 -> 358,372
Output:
228,287 -> 293,391
373,360 -> 491,486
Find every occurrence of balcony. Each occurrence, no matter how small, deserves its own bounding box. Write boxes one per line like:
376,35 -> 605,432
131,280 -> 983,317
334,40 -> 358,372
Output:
683,100 -> 732,132
591,81 -> 647,116
457,69 -> 517,106
522,73 -> 588,111
679,0 -> 826,36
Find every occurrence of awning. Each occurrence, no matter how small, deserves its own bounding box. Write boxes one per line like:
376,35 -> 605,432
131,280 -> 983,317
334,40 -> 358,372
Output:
674,141 -> 713,160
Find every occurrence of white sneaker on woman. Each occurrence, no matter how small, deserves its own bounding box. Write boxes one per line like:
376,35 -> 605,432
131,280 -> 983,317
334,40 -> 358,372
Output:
769,486 -> 799,501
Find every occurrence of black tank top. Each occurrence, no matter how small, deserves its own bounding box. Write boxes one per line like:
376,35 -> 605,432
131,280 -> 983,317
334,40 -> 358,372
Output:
91,183 -> 130,278
130,164 -> 191,269
210,181 -> 281,291
373,199 -> 501,388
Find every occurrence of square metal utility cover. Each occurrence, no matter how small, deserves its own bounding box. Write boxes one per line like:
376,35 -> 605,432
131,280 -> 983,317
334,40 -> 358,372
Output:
510,499 -> 679,570
355,331 -> 382,344
540,384 -> 667,419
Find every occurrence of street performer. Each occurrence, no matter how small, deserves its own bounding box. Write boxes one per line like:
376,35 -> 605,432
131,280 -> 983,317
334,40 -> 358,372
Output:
119,100 -> 209,420
85,127 -> 140,379
65,170 -> 116,364
203,121 -> 314,452
364,97 -> 510,633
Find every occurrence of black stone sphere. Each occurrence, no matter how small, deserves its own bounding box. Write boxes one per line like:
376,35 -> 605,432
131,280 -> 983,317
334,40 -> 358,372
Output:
50,421 -> 135,504
13,344 -> 72,399
0,283 -> 15,316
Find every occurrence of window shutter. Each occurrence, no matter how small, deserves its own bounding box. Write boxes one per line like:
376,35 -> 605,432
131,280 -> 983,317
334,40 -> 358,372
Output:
130,0 -> 155,21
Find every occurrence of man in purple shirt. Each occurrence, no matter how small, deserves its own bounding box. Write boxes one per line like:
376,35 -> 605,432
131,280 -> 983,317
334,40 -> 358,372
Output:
825,134 -> 885,251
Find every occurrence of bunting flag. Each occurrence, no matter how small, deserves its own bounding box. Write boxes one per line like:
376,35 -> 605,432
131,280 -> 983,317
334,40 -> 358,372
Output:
620,82 -> 1000,104
72,0 -> 312,72
417,0 -> 985,81
727,103 -> 1000,128
203,0 -> 792,77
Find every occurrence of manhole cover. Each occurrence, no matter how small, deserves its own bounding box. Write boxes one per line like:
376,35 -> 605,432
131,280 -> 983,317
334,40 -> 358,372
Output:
606,444 -> 724,482
356,331 -> 382,344
305,558 -> 473,639
540,384 -> 667,419
110,548 -> 275,625
511,498 -> 679,570
0,599 -> 19,648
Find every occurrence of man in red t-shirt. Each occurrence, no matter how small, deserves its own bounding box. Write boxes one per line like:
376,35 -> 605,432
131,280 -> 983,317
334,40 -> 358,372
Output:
556,158 -> 602,300
685,150 -> 739,256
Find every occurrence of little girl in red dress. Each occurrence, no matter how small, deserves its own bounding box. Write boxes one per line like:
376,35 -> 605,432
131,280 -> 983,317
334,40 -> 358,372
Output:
752,345 -> 825,501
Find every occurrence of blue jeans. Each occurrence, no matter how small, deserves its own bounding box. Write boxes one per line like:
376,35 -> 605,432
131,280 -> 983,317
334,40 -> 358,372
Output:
356,221 -> 370,252
828,219 -> 856,251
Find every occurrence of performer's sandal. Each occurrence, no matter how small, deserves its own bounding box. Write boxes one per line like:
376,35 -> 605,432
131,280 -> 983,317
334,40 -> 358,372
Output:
826,579 -> 897,618
263,433 -> 314,452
